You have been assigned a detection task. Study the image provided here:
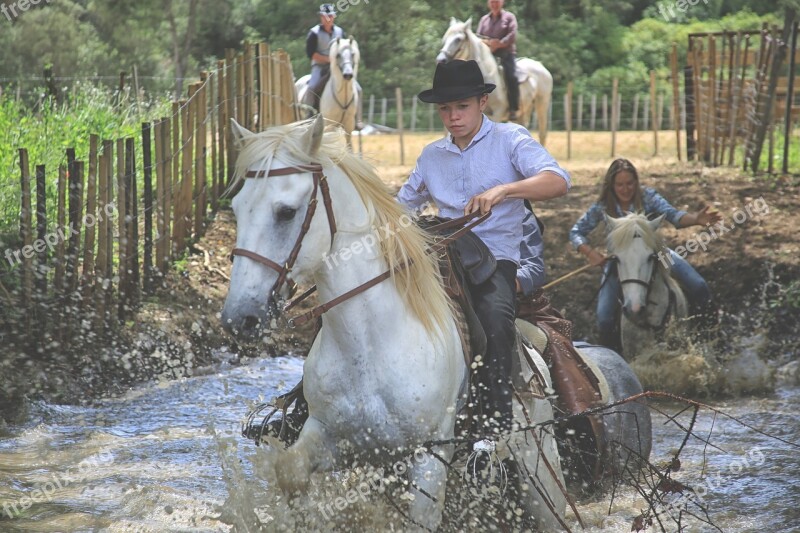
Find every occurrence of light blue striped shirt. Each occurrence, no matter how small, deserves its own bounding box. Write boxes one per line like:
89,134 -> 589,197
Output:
397,116 -> 570,263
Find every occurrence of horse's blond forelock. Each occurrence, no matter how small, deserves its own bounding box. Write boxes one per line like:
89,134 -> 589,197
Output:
232,119 -> 454,340
606,213 -> 665,254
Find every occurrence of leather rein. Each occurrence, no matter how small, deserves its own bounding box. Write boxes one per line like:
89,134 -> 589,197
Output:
230,163 -> 490,329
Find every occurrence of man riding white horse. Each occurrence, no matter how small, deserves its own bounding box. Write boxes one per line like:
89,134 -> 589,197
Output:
477,0 -> 520,121
302,3 -> 362,123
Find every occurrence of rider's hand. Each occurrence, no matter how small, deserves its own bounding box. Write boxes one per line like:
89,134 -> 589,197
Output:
584,248 -> 607,267
465,184 -> 508,215
695,204 -> 722,226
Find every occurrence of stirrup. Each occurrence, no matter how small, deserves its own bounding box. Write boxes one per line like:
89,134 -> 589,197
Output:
464,439 -> 508,494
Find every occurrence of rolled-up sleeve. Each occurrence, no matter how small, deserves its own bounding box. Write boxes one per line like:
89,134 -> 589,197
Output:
645,188 -> 687,227
570,204 -> 604,250
397,163 -> 432,212
517,212 -> 545,295
510,128 -> 571,189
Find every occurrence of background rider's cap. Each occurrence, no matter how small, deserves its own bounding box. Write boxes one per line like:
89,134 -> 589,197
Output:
319,4 -> 336,16
418,60 -> 496,104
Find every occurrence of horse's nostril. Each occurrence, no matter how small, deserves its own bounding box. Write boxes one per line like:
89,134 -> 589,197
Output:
242,315 -> 260,333
344,74 -> 353,80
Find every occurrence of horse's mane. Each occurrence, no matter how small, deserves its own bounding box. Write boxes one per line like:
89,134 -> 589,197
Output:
445,20 -> 499,76
232,119 -> 454,339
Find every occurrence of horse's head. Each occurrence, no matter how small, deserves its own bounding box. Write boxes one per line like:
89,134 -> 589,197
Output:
437,17 -> 473,63
605,213 -> 667,323
221,115 -> 338,339
330,37 -> 359,81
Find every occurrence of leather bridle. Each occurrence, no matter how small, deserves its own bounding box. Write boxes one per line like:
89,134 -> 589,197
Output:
618,252 -> 675,329
230,163 -> 336,307
229,161 -> 491,330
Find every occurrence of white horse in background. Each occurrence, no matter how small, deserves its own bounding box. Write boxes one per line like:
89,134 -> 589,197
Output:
296,37 -> 360,148
605,213 -> 689,360
221,116 -> 651,530
437,18 -> 553,145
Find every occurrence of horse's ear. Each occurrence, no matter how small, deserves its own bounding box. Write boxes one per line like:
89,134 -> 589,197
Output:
305,114 -> 325,158
465,17 -> 472,29
649,214 -> 666,231
230,119 -> 252,146
449,17 -> 458,27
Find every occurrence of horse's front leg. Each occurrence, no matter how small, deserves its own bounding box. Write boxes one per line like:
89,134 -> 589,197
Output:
407,445 -> 452,532
275,416 -> 336,494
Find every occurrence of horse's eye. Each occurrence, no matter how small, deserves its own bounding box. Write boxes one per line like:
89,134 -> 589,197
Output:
276,206 -> 297,222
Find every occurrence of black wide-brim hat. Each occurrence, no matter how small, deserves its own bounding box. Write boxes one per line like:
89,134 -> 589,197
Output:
418,60 -> 496,104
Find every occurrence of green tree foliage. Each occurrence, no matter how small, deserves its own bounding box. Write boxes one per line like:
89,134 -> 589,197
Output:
0,1 -> 789,100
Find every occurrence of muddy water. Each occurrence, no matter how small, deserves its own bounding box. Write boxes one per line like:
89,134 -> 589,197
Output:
1,355 -> 798,532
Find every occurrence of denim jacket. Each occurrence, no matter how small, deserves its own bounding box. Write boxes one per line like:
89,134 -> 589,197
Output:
569,187 -> 687,250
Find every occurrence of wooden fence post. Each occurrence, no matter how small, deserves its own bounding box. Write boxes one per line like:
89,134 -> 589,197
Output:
565,82 -> 573,159
55,165 -> 66,297
651,70 -> 659,156
368,94 -> 375,125
783,21 -> 799,174
396,88 -> 404,165
35,164 -> 47,296
82,136 -> 98,306
18,149 -> 33,315
217,59 -> 227,194
125,138 -> 139,306
671,43 -> 682,161
95,143 -> 111,331
611,79 -> 619,157
142,122 -> 154,293
116,139 -> 127,320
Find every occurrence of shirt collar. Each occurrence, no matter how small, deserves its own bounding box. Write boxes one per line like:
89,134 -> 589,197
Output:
438,114 -> 493,153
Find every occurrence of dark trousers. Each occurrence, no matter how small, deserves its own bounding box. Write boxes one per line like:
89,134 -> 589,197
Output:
497,52 -> 519,112
469,260 -> 518,435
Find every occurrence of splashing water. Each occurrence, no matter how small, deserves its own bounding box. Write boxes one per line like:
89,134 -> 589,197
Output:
0,354 -> 798,532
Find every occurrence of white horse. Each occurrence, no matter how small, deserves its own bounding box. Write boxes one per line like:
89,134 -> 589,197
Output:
605,213 -> 689,361
296,37 -> 360,148
436,18 -> 553,145
221,116 -> 651,530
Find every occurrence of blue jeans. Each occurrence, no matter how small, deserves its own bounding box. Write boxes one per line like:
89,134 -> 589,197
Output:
596,250 -> 711,350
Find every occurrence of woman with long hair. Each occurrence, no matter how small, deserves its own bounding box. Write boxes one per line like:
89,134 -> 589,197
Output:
569,159 -> 721,351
